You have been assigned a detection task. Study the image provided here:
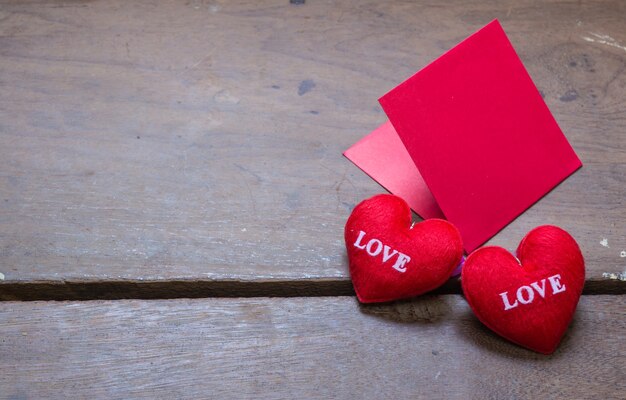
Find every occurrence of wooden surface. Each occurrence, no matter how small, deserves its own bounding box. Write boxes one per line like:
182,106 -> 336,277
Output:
1,296 -> 624,399
0,0 -> 624,296
0,1 -> 624,398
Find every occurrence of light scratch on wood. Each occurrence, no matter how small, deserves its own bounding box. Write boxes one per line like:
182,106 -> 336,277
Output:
581,32 -> 626,53
602,271 -> 626,281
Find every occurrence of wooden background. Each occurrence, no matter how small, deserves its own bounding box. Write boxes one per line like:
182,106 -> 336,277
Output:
0,0 -> 624,398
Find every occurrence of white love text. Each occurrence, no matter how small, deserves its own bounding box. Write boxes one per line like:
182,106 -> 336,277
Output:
499,274 -> 566,311
353,230 -> 410,273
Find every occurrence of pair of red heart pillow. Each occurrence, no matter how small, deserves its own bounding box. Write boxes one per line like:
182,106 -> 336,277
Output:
345,194 -> 585,354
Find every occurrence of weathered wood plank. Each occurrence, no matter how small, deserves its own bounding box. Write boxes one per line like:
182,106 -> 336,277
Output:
0,0 -> 624,290
0,295 -> 623,399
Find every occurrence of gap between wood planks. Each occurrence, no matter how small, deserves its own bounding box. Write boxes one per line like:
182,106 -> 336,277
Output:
0,278 -> 623,301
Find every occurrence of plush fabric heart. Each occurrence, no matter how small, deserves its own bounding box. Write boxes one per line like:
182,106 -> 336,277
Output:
462,225 -> 585,354
345,194 -> 463,303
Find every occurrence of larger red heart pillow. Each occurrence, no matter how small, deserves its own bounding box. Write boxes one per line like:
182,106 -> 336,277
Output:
462,225 -> 585,354
345,194 -> 463,303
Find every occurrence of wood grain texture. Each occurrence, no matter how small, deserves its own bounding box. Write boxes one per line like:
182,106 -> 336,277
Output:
0,295 -> 624,399
0,0 -> 624,293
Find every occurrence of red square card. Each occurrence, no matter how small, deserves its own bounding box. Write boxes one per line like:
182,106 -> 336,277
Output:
347,20 -> 582,252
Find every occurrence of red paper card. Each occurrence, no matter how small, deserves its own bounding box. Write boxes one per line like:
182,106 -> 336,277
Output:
347,20 -> 582,252
344,120 -> 445,220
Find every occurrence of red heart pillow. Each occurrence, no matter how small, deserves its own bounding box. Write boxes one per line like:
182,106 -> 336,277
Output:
462,225 -> 585,354
345,194 -> 463,303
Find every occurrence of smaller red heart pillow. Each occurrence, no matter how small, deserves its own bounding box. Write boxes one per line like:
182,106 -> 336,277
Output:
345,194 -> 463,303
462,225 -> 585,354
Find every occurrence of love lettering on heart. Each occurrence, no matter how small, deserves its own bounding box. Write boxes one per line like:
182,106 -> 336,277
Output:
352,230 -> 410,273
499,274 -> 566,311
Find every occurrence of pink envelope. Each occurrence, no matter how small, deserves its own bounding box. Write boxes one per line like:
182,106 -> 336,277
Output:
345,20 -> 582,253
